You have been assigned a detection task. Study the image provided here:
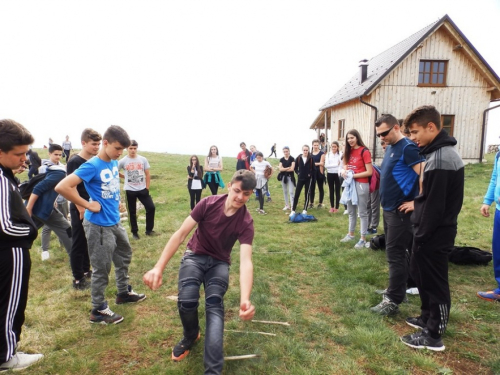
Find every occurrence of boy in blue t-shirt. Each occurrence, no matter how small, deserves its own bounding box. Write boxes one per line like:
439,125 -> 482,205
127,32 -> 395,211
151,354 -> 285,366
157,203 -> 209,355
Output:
56,125 -> 146,324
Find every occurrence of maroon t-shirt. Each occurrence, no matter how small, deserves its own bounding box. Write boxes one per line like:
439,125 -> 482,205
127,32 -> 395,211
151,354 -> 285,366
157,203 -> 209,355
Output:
187,194 -> 254,264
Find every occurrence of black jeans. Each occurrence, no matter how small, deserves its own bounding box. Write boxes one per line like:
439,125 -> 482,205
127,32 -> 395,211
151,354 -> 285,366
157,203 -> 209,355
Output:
292,178 -> 312,211
326,173 -> 341,209
177,252 -> 229,375
383,210 -> 413,304
69,203 -> 91,280
125,188 -> 155,234
410,228 -> 454,338
309,173 -> 325,205
189,189 -> 202,210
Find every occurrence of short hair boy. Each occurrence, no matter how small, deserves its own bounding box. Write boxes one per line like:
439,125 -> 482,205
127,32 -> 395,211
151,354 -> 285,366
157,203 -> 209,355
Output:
0,119 -> 43,371
477,150 -> 500,301
400,105 -> 464,351
56,125 -> 146,324
25,143 -> 72,260
143,170 -> 257,374
118,140 -> 156,239
66,128 -> 102,290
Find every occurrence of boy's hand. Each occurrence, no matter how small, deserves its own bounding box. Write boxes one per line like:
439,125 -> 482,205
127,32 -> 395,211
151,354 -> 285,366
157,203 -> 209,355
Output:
239,300 -> 255,321
480,204 -> 490,218
143,267 -> 163,290
399,201 -> 414,213
87,201 -> 101,213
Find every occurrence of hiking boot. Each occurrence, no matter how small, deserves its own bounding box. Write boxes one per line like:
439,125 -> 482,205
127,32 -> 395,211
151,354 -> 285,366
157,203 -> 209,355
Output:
400,329 -> 445,351
477,290 -> 500,302
116,285 -> 146,304
73,277 -> 91,291
132,233 -> 140,240
370,296 -> 399,316
41,251 -> 50,261
340,234 -> 355,242
354,239 -> 366,249
0,353 -> 44,371
406,316 -> 426,330
90,302 -> 124,325
172,331 -> 201,362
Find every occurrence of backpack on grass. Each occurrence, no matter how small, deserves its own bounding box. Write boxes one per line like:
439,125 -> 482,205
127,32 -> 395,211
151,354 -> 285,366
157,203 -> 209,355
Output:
448,246 -> 492,266
289,213 -> 317,223
370,234 -> 386,250
18,173 -> 46,200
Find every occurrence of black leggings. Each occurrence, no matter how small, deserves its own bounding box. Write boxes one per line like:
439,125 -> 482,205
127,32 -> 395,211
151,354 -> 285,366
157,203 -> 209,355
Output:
256,188 -> 264,210
207,180 -> 219,195
327,173 -> 341,209
292,178 -> 312,211
189,189 -> 202,210
309,174 -> 325,205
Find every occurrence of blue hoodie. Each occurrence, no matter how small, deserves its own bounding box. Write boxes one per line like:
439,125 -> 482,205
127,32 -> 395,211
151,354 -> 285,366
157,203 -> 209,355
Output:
483,152 -> 500,211
32,165 -> 66,221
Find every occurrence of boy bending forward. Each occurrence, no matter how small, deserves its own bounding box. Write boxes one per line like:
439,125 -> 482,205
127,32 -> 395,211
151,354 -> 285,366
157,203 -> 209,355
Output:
144,170 -> 257,374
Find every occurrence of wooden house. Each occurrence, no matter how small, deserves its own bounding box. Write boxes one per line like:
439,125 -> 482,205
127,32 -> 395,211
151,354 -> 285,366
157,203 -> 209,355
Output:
310,14 -> 500,163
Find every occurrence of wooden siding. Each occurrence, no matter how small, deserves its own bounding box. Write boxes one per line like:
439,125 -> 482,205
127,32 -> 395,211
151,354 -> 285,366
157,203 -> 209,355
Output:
365,27 -> 491,162
328,99 -> 376,157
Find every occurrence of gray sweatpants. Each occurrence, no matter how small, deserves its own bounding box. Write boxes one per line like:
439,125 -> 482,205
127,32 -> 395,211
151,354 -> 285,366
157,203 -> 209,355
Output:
281,177 -> 295,207
346,181 -> 370,236
34,209 -> 72,254
83,220 -> 132,309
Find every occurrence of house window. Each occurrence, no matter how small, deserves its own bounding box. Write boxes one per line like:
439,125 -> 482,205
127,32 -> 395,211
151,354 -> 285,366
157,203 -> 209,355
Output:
338,119 -> 345,139
418,60 -> 447,86
441,115 -> 454,136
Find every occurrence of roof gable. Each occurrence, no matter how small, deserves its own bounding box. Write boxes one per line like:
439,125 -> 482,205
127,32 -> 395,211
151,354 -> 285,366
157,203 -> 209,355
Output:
319,14 -> 500,110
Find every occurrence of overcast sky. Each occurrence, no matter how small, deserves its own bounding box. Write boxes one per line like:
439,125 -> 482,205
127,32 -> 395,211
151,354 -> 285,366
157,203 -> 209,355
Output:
1,0 -> 499,157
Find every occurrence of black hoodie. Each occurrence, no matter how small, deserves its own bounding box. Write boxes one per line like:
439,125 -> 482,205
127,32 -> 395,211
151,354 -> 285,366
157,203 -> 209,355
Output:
411,130 -> 464,245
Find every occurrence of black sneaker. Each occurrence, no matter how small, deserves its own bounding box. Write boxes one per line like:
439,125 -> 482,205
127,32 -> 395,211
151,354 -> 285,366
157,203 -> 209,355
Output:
145,231 -> 158,236
73,277 -> 91,290
400,329 -> 445,351
406,316 -> 426,330
132,233 -> 140,240
172,331 -> 201,362
90,302 -> 124,325
84,270 -> 93,280
116,285 -> 146,304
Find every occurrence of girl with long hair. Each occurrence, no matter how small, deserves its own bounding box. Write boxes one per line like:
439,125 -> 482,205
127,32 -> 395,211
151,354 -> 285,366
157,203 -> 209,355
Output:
309,139 -> 325,208
278,146 -> 295,211
187,155 -> 204,210
325,141 -> 343,213
203,145 -> 224,195
250,152 -> 272,215
289,145 -> 315,216
340,129 -> 373,248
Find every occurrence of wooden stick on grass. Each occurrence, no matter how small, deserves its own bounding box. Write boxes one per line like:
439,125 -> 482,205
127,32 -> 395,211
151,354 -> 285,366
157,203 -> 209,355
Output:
252,320 -> 290,326
224,354 -> 260,361
224,329 -> 276,336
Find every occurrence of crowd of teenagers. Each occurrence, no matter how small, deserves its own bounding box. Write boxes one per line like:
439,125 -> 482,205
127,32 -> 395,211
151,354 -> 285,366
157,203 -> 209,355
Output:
0,104 -> 499,373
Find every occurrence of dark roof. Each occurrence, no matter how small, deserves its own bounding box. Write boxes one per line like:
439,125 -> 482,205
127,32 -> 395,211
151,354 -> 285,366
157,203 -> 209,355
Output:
319,14 -> 500,110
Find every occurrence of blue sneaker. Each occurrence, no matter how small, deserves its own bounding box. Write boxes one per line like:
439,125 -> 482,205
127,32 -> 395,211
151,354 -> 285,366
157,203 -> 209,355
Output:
367,228 -> 378,234
477,290 -> 500,302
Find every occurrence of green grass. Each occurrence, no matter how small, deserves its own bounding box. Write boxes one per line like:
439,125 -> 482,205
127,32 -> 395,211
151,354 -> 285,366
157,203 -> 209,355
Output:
18,151 -> 499,374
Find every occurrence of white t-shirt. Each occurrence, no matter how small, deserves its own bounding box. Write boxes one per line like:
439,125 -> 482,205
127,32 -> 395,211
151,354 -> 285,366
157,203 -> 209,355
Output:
118,155 -> 150,191
251,159 -> 271,189
207,156 -> 221,170
325,151 -> 343,173
191,168 -> 202,190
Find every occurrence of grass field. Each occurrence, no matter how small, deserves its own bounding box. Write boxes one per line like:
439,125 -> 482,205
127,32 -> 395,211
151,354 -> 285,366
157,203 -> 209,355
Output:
17,150 -> 499,374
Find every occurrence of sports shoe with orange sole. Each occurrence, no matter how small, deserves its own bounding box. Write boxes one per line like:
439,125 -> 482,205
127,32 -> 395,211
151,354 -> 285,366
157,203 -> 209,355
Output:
172,331 -> 201,361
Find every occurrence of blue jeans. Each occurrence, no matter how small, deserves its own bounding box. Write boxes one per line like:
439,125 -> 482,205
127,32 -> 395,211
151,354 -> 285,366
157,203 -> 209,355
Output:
493,209 -> 500,294
177,252 -> 229,375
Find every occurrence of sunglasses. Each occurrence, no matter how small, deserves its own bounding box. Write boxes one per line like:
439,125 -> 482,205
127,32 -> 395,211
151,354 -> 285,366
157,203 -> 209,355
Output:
376,125 -> 395,138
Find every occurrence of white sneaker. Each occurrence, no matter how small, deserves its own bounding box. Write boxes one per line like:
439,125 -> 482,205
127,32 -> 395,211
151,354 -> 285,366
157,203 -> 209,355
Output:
343,210 -> 349,215
282,206 -> 290,211
340,234 -> 355,242
0,353 -> 44,371
354,239 -> 366,249
302,210 -> 307,215
41,251 -> 50,261
289,211 -> 296,217
406,287 -> 419,295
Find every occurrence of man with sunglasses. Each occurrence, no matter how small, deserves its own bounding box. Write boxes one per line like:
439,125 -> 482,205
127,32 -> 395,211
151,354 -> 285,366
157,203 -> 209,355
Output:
370,114 -> 424,317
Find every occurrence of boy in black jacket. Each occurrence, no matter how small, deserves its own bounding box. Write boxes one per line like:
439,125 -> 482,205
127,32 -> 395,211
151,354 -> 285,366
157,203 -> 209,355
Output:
401,106 -> 464,351
0,119 -> 43,371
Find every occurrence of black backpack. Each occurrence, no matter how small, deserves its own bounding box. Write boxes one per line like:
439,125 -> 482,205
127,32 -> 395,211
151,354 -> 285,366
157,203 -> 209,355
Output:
18,173 -> 46,200
448,246 -> 492,266
370,234 -> 386,250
